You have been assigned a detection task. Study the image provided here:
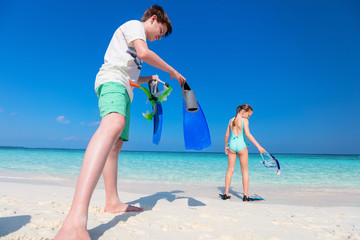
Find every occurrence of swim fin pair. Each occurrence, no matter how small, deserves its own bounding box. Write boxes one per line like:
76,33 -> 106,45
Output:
182,82 -> 211,150
218,194 -> 264,201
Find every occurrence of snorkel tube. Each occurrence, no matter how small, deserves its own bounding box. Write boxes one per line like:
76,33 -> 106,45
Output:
130,81 -> 157,121
130,79 -> 172,121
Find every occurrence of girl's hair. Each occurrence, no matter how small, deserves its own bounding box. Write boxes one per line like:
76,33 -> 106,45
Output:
141,5 -> 172,38
232,104 -> 253,127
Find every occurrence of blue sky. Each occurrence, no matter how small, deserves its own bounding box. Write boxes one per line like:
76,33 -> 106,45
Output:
1,0 -> 359,154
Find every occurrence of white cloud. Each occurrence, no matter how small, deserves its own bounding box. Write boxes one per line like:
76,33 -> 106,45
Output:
56,115 -> 70,124
62,136 -> 79,141
0,108 -> 16,115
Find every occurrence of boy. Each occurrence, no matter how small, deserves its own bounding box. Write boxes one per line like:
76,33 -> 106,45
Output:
55,5 -> 185,239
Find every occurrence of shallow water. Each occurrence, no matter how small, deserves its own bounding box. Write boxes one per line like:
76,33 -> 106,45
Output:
1,147 -> 359,189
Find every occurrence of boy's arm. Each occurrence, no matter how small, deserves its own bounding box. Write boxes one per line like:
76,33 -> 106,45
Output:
243,119 -> 266,153
133,39 -> 186,86
137,75 -> 159,84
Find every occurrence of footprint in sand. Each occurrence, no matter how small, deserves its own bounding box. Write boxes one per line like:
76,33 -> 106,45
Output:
89,205 -> 103,213
157,222 -> 185,231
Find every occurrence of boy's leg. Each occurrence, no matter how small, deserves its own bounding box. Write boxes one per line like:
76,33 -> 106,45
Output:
55,113 -> 125,240
103,137 -> 143,212
238,148 -> 249,197
225,151 -> 237,196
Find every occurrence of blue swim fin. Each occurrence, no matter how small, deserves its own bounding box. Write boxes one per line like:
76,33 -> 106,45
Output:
153,101 -> 162,145
243,195 -> 264,201
182,82 -> 211,150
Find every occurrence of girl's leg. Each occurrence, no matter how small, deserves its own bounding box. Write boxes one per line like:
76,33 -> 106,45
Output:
238,147 -> 249,197
55,113 -> 125,240
103,138 -> 143,212
224,150 -> 237,196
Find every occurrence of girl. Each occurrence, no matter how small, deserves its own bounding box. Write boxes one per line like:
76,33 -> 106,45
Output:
220,104 -> 266,201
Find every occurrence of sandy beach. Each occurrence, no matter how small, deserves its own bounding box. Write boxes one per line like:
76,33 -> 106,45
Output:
1,178 -> 359,240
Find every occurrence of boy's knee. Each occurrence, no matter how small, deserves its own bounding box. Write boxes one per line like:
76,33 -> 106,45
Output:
112,138 -> 124,152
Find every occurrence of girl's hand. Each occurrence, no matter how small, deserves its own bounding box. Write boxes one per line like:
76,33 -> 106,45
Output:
258,146 -> 266,154
225,147 -> 230,155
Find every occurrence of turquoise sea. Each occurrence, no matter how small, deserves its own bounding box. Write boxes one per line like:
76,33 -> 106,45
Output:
0,147 -> 359,190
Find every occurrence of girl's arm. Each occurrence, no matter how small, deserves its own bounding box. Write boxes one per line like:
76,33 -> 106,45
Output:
224,120 -> 231,154
133,39 -> 186,86
243,119 -> 266,153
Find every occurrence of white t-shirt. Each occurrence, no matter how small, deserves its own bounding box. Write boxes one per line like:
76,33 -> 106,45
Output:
95,20 -> 146,101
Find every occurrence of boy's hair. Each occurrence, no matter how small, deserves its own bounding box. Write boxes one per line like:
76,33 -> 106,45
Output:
232,104 -> 253,127
141,5 -> 172,38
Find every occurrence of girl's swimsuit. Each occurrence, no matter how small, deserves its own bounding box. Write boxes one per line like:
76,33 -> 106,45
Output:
227,118 -> 248,153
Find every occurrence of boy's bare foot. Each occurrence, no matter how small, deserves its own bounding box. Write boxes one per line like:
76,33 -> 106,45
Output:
54,226 -> 91,240
104,202 -> 143,213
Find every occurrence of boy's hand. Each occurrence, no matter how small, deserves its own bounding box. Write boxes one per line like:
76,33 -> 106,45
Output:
170,69 -> 186,86
152,74 -> 160,82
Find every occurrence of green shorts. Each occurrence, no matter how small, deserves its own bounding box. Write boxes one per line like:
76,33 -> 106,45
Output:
96,82 -> 130,141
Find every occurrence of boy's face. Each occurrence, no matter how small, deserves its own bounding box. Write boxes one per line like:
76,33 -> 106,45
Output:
145,15 -> 167,42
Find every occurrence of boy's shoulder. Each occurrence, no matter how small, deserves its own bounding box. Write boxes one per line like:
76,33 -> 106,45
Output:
125,20 -> 142,24
117,20 -> 146,40
120,20 -> 142,28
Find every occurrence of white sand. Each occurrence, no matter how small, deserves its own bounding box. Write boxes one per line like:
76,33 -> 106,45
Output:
0,179 -> 359,240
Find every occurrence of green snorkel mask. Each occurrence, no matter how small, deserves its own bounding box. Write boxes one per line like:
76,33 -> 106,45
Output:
130,79 -> 172,121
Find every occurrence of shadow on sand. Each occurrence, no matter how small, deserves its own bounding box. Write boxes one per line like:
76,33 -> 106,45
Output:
89,190 -> 205,239
127,190 -> 206,210
88,212 -> 139,240
0,215 -> 31,237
